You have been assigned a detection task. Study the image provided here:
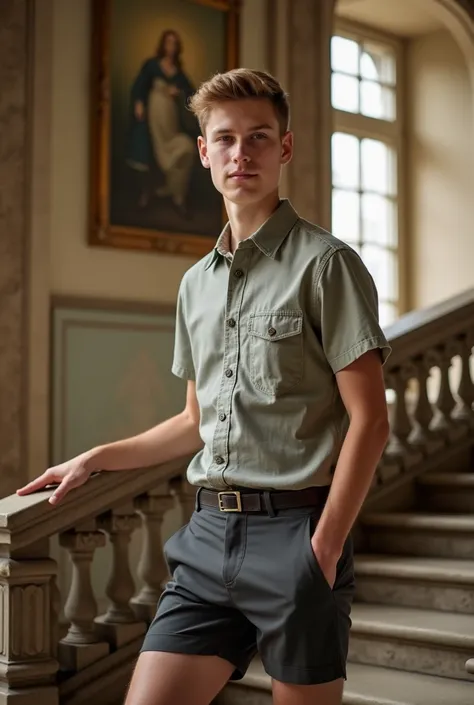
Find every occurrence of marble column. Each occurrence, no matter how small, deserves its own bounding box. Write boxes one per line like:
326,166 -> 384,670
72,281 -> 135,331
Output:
0,0 -> 31,496
268,0 -> 334,230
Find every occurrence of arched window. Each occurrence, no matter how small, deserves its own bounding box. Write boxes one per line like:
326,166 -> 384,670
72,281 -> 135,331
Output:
331,24 -> 404,328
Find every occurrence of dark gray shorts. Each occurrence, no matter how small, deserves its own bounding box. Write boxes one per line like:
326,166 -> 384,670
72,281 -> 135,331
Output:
140,497 -> 355,685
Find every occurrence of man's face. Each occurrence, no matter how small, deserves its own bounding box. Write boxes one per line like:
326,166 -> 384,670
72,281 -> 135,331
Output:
197,98 -> 293,205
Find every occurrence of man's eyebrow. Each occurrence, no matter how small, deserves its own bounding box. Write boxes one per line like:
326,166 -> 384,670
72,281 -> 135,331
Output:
211,123 -> 275,135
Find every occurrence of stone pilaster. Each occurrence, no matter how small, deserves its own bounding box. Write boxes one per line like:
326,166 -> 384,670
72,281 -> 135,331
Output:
0,0 -> 31,496
287,0 -> 334,229
268,0 -> 334,229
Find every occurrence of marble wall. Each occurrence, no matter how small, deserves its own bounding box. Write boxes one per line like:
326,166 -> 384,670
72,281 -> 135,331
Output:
0,0 -> 30,495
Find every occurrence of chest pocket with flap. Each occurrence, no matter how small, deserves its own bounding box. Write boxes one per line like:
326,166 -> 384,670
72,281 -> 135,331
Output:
248,310 -> 304,396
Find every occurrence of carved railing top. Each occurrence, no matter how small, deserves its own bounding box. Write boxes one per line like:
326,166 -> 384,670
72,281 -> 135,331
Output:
384,288 -> 474,368
0,456 -> 190,553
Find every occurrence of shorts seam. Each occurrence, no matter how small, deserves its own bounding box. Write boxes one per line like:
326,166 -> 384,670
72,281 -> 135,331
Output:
140,632 -> 250,680
223,514 -> 248,588
263,659 -> 347,684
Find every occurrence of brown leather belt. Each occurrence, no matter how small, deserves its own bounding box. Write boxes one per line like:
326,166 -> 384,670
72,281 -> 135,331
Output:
198,485 -> 330,513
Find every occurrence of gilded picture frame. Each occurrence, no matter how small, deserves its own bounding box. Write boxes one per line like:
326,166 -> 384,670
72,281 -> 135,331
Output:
89,0 -> 240,257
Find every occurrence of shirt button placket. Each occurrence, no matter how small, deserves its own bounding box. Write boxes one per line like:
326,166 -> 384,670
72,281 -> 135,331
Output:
209,253 -> 247,488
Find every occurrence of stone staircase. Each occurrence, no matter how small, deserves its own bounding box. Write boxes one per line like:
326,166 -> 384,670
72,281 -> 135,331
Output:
0,291 -> 473,704
215,466 -> 474,704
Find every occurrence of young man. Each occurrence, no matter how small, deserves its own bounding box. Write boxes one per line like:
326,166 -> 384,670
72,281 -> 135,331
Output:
18,69 -> 391,705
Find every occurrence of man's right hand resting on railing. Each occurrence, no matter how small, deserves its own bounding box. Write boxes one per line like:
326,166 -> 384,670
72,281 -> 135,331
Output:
16,382 -> 202,506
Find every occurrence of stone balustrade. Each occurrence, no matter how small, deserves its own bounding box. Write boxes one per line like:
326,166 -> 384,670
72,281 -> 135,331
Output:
0,456 -> 192,705
372,289 -> 474,500
0,289 -> 473,703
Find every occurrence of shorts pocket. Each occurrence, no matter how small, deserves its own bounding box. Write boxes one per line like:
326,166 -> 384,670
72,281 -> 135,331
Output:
303,516 -> 334,596
248,310 -> 304,396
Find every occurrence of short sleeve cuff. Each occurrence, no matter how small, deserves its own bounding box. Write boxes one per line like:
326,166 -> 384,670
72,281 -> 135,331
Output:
328,336 -> 392,374
171,362 -> 196,381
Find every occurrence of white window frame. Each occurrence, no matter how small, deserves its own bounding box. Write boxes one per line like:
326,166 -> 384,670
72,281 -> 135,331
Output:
331,19 -> 408,319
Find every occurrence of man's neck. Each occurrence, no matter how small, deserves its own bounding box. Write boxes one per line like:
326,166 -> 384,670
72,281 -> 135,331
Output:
224,192 -> 280,254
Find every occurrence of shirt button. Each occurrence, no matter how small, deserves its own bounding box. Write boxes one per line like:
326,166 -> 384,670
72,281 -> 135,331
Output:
268,327 -> 277,336
225,369 -> 233,378
234,269 -> 244,278
227,318 -> 236,328
214,455 -> 225,465
219,413 -> 227,421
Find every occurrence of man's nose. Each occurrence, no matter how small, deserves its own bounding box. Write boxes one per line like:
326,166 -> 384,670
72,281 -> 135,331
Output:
231,142 -> 250,163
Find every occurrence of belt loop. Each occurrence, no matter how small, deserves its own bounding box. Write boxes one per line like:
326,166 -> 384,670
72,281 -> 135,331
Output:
263,491 -> 276,517
195,486 -> 202,512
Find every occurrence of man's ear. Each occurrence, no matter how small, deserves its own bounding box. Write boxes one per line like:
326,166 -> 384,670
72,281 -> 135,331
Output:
197,136 -> 210,169
281,131 -> 293,165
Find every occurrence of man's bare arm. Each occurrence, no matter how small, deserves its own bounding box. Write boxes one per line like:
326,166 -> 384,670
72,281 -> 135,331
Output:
311,350 -> 390,583
17,381 -> 203,504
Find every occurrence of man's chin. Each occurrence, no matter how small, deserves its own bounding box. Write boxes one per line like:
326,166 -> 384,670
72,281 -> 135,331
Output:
222,186 -> 264,206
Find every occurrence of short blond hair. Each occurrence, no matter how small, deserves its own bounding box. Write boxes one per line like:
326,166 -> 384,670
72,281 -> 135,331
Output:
188,68 -> 290,135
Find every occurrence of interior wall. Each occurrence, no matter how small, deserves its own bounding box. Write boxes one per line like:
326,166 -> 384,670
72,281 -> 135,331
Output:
45,0 -> 270,608
50,0 -> 269,304
407,27 -> 474,309
24,0 -> 270,481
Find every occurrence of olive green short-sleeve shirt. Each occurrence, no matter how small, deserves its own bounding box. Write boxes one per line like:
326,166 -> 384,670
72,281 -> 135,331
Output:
173,200 -> 391,491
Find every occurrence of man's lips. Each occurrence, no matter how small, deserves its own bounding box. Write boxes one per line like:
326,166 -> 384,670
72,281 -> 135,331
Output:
228,172 -> 257,180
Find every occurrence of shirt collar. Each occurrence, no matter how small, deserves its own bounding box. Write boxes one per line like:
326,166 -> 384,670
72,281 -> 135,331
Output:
205,200 -> 299,270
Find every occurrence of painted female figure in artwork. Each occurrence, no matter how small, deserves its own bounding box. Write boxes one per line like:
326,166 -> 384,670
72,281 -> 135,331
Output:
127,30 -> 197,217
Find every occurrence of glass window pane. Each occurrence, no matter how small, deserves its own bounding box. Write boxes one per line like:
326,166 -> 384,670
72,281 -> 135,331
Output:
360,51 -> 378,81
361,194 -> 397,247
361,139 -> 396,196
331,36 -> 359,75
332,133 -> 360,189
379,302 -> 398,328
361,82 -> 396,120
361,42 -> 396,85
332,73 -> 359,113
361,245 -> 398,300
332,189 -> 360,243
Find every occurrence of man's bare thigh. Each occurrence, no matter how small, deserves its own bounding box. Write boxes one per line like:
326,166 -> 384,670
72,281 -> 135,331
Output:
124,651 -> 234,705
272,677 -> 344,705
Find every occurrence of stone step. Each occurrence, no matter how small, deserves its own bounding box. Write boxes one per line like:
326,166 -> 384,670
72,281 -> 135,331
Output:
214,659 -> 474,705
349,603 -> 474,681
417,473 -> 474,512
361,512 -> 474,559
355,555 -> 474,614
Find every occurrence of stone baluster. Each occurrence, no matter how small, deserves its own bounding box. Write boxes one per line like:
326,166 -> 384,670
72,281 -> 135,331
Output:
59,520 -> 109,671
0,540 -> 59,704
95,504 -> 146,648
384,366 -> 422,469
452,334 -> 474,424
409,354 -> 444,454
431,344 -> 464,441
131,485 -> 174,623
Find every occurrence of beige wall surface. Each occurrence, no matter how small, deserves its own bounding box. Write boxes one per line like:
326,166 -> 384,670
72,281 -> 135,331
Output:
407,28 -> 474,309
49,0 -> 269,304
46,0 -> 270,605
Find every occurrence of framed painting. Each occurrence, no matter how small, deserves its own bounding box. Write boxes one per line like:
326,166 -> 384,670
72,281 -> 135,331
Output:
89,0 -> 240,257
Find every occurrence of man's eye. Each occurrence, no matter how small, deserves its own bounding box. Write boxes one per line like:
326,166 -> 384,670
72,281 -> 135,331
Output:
217,135 -> 233,142
252,133 -> 268,140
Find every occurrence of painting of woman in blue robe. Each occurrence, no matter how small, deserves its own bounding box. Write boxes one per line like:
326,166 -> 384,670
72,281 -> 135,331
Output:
91,0 -> 238,257
126,30 -> 198,218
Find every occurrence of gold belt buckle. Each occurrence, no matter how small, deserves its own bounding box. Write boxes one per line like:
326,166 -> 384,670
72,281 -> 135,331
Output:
218,490 -> 242,512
